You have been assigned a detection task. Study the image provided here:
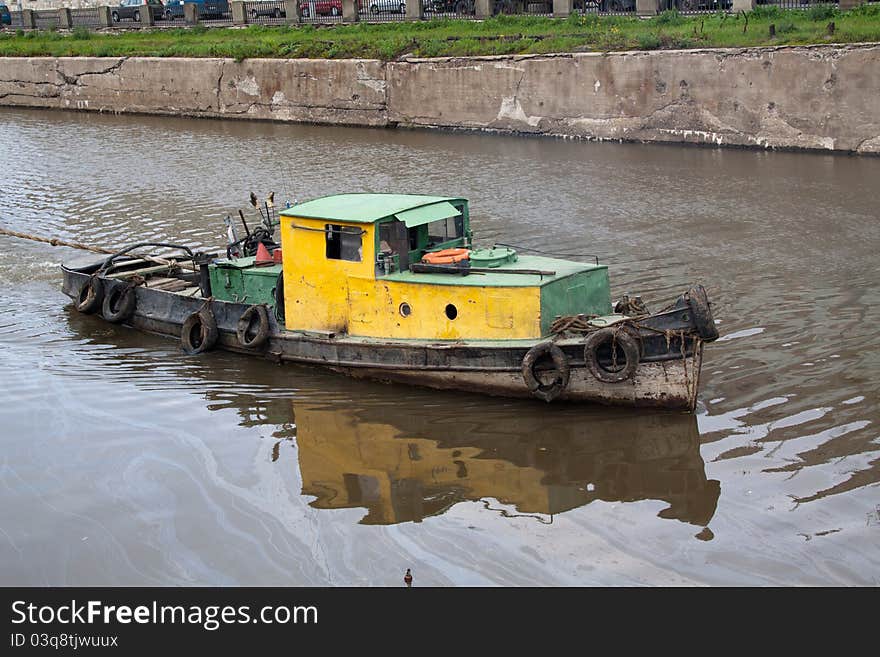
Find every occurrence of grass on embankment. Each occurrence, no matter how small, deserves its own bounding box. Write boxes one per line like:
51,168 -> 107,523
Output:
1,5 -> 879,61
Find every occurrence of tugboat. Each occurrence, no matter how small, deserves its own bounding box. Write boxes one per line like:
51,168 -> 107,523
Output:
60,193 -> 719,410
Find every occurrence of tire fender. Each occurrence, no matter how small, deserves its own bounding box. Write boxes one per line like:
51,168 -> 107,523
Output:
521,342 -> 570,403
236,304 -> 270,349
584,327 -> 640,384
76,275 -> 104,314
102,283 -> 137,323
685,284 -> 718,341
181,306 -> 218,355
273,272 -> 285,322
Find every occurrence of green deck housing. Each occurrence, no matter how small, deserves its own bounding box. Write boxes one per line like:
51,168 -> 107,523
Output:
208,256 -> 282,306
538,266 -> 611,336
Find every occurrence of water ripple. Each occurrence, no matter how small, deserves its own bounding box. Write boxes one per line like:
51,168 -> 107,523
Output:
1,107 -> 878,586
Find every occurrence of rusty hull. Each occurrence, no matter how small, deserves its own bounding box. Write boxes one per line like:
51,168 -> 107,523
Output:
62,266 -> 703,411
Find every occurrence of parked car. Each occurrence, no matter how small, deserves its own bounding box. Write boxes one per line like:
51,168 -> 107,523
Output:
577,0 -> 635,10
426,0 -> 472,12
248,0 -> 369,19
246,1 -> 285,17
429,0 -> 535,13
366,0 -> 405,13
298,0 -> 342,17
164,0 -> 230,20
111,0 -> 165,22
677,0 -> 732,9
0,4 -> 11,26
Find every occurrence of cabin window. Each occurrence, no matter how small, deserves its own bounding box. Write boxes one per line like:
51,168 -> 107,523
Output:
427,216 -> 464,246
378,221 -> 417,253
325,224 -> 362,262
378,223 -> 392,255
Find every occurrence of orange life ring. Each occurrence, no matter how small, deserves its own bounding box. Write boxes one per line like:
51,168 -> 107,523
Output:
421,248 -> 470,265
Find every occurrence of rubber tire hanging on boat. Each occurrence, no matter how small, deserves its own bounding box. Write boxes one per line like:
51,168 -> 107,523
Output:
75,276 -> 104,314
236,304 -> 270,349
101,284 -> 137,323
685,284 -> 718,341
583,327 -> 640,384
273,272 -> 285,323
181,307 -> 218,355
521,342 -> 571,403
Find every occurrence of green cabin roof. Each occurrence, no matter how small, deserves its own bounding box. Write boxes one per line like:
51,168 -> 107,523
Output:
280,193 -> 466,224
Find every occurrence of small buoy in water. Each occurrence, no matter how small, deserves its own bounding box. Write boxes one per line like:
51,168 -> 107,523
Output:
404,568 -> 412,587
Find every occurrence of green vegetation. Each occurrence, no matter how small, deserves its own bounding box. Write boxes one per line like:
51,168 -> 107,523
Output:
1,8 -> 879,60
70,26 -> 92,41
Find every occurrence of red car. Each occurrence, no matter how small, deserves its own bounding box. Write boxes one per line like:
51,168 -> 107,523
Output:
299,0 -> 343,16
249,0 -> 365,18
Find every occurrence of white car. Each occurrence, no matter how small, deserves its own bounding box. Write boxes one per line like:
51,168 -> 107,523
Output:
367,0 -> 406,13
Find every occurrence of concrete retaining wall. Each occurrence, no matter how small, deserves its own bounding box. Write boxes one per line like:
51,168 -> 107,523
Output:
0,57 -> 389,127
2,45 -> 879,153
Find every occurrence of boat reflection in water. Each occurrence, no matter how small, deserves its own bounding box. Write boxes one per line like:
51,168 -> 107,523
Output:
255,398 -> 721,529
65,303 -> 719,531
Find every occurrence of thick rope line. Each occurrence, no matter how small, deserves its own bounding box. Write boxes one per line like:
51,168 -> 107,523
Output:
0,227 -> 116,255
0,227 -> 195,271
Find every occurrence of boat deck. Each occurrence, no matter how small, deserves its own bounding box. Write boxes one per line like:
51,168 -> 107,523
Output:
382,255 -> 605,287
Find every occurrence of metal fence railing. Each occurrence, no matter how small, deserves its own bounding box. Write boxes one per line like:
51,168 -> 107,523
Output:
423,0 -> 479,20
421,0 -> 555,17
243,0 -> 289,23
574,0 -> 637,15
1,0 -> 865,33
170,2 -> 236,26
754,0 -> 838,9
523,1 -> 554,15
199,10 -> 235,26
34,9 -> 61,30
71,8 -> 105,28
297,0 -> 345,23
668,0 -> 729,13
109,7 -> 132,23
359,0 -> 408,22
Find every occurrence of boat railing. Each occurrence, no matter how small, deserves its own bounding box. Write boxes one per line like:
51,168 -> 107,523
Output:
493,242 -> 600,265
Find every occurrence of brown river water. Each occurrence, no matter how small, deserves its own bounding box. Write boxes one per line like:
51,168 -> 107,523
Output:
0,107 -> 878,586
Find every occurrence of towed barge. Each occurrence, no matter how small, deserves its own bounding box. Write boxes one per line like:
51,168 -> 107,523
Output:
61,193 -> 719,410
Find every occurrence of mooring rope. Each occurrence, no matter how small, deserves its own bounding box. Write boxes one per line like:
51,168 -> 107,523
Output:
0,227 -> 117,255
0,227 -> 195,272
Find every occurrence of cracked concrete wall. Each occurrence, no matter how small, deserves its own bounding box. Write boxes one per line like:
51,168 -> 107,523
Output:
0,56 -> 388,126
387,44 -> 880,153
218,58 -> 387,125
2,45 -> 879,153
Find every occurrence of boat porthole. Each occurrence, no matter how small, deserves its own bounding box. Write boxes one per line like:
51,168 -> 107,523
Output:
399,302 -> 412,317
445,304 -> 458,320
681,312 -> 690,322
